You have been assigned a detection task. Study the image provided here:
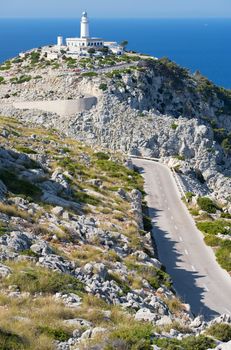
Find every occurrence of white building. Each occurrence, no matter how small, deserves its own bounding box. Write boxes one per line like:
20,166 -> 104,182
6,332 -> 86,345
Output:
65,12 -> 104,53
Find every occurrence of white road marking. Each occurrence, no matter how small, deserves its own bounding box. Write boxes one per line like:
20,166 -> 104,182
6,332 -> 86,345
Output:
168,207 -> 170,211
171,216 -> 174,220
179,236 -> 183,242
191,265 -> 196,272
204,284 -> 209,292
185,249 -> 189,256
164,199 -> 167,203
174,225 -> 178,230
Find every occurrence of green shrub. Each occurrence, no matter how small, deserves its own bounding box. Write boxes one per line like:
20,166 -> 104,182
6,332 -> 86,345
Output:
20,249 -> 38,257
126,262 -> 171,290
206,323 -> 231,342
82,71 -> 98,77
185,192 -> 195,200
74,191 -> 101,206
0,329 -> 25,350
12,57 -> 23,64
99,83 -> 108,91
29,51 -> 40,64
108,273 -> 131,295
174,154 -> 185,161
171,123 -> 178,130
4,262 -> 84,295
221,212 -> 231,219
0,61 -> 11,71
196,220 -> 230,235
0,76 -> 4,84
106,322 -> 153,350
37,326 -> 71,342
216,240 -> 231,271
190,209 -> 200,216
15,146 -> 37,154
197,197 -> 218,213
221,138 -> 231,154
0,221 -> 8,236
0,170 -> 41,199
95,152 -> 110,160
154,335 -> 215,350
204,235 -> 221,247
96,159 -> 143,192
12,75 -> 32,84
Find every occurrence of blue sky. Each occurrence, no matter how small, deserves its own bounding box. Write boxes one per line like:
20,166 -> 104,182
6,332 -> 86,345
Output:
1,0 -> 231,18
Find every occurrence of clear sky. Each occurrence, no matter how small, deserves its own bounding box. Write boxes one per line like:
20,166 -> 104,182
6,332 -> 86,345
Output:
1,0 -> 231,18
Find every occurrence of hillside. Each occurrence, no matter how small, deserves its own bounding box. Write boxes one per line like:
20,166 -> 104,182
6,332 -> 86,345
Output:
0,50 -> 231,349
0,51 -> 230,208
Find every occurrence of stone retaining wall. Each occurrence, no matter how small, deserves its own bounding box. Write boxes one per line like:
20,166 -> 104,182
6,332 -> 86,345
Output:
14,96 -> 97,117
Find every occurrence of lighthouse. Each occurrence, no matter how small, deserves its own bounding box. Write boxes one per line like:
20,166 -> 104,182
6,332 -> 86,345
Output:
80,11 -> 90,38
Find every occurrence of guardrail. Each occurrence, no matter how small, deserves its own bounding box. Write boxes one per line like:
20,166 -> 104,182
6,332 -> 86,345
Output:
171,167 -> 187,202
128,154 -> 160,162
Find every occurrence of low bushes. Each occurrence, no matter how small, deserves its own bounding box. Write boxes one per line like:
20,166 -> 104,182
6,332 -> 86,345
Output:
216,240 -> 231,271
0,221 -> 8,236
15,146 -> 37,154
95,151 -> 110,160
221,212 -> 231,219
0,169 -> 41,200
0,203 -> 30,220
204,235 -> 221,247
106,322 -> 153,350
197,197 -> 218,213
37,326 -> 71,342
206,323 -> 231,342
0,328 -> 25,350
95,159 -> 143,192
171,123 -> 178,130
153,335 -> 215,350
99,83 -> 108,91
126,260 -> 171,290
11,75 -> 32,84
3,262 -> 84,295
196,220 -> 230,235
185,192 -> 195,200
197,219 -> 231,272
82,71 -> 98,77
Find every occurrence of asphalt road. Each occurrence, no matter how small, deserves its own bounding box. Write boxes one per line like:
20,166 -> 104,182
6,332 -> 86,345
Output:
132,158 -> 231,320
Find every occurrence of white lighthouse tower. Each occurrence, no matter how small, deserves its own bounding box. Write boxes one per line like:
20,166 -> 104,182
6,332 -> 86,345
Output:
80,11 -> 90,38
65,11 -> 104,54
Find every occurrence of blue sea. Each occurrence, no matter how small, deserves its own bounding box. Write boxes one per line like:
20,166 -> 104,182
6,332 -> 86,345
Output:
0,18 -> 231,88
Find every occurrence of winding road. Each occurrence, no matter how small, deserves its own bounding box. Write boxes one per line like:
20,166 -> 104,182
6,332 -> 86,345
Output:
132,158 -> 231,320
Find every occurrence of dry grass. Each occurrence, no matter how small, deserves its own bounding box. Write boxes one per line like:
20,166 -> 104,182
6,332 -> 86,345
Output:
0,203 -> 31,221
162,297 -> 185,315
0,294 -> 77,350
70,244 -> 105,265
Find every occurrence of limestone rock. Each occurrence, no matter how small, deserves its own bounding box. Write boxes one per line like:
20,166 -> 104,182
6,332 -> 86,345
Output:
0,263 -> 11,277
